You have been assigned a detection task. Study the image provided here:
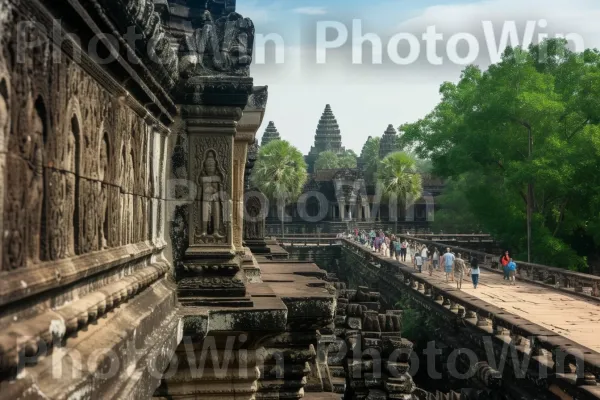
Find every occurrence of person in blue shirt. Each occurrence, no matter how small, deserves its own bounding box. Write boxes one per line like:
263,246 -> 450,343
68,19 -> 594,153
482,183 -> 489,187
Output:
507,259 -> 517,286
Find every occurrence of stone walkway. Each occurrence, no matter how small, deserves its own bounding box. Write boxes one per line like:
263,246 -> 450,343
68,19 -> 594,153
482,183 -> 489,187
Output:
394,254 -> 600,353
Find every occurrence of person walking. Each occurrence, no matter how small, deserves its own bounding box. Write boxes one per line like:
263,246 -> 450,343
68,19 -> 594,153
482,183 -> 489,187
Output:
421,246 -> 429,272
385,235 -> 391,257
507,258 -> 517,285
381,239 -> 388,258
427,252 -> 435,276
432,248 -> 440,271
415,253 -> 423,273
442,248 -> 455,283
400,239 -> 408,262
454,253 -> 466,289
500,251 -> 510,281
469,254 -> 480,289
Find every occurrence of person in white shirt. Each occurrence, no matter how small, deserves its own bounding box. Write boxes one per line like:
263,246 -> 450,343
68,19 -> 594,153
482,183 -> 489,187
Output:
421,246 -> 429,271
415,254 -> 423,273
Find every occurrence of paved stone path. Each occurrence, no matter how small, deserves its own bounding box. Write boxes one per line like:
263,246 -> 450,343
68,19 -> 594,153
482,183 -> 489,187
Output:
282,241 -> 600,353
394,254 -> 600,353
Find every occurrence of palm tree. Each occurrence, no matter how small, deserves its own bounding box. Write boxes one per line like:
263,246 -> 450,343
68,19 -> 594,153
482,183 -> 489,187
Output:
377,152 -> 423,234
314,151 -> 340,171
250,140 -> 307,237
338,150 -> 358,169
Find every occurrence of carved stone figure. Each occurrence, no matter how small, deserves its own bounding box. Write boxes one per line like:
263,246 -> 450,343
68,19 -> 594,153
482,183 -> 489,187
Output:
179,11 -> 254,78
195,150 -> 226,243
244,195 -> 264,240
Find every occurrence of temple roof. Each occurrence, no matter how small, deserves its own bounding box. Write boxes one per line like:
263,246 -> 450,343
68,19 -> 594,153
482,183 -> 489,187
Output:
379,124 -> 398,159
260,121 -> 281,146
308,104 -> 345,156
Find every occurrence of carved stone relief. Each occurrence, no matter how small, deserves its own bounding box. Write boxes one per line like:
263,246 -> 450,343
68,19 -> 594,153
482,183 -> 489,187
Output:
179,11 -> 255,78
0,9 -> 170,271
188,134 -> 232,247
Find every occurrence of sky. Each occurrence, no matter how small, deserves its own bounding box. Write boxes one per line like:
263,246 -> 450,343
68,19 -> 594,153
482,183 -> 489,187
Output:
237,0 -> 600,154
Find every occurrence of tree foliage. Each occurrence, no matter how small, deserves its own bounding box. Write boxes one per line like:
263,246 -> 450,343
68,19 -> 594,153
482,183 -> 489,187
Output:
360,137 -> 381,182
400,39 -> 600,271
314,150 -> 358,171
251,140 -> 308,221
339,150 -> 358,168
377,152 -> 423,204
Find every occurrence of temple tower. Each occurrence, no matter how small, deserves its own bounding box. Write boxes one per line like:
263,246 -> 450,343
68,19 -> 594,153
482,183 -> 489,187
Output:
357,135 -> 373,169
260,121 -> 281,146
306,104 -> 345,172
379,124 -> 399,159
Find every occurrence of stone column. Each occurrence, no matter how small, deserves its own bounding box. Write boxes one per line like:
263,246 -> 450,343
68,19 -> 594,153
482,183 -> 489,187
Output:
175,71 -> 254,305
235,87 -> 267,252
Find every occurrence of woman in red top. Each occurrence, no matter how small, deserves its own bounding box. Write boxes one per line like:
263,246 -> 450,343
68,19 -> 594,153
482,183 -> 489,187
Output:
501,251 -> 510,280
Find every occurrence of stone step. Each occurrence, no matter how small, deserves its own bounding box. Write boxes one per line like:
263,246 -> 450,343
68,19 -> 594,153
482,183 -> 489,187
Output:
331,376 -> 346,393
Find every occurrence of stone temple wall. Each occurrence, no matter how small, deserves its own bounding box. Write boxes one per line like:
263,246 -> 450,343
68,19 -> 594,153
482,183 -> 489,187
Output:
0,1 -> 179,397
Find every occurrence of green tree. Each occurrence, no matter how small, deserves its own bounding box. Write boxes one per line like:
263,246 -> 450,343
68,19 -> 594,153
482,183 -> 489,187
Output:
360,137 -> 381,182
377,152 -> 423,233
314,151 -> 340,171
339,150 -> 358,168
251,140 -> 308,237
400,39 -> 600,271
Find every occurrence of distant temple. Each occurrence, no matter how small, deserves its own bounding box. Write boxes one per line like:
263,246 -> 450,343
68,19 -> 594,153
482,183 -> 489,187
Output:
379,124 -> 400,158
305,104 -> 346,172
260,121 -> 281,146
259,107 -> 445,235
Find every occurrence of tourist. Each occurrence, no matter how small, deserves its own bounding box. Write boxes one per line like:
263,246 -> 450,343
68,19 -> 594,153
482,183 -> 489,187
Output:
381,238 -> 388,257
432,248 -> 440,271
427,253 -> 435,276
500,250 -> 510,281
369,230 -> 376,248
400,239 -> 408,262
384,235 -> 391,257
507,258 -> 517,285
415,253 -> 423,273
442,248 -> 455,283
469,254 -> 480,289
454,253 -> 466,289
421,245 -> 429,271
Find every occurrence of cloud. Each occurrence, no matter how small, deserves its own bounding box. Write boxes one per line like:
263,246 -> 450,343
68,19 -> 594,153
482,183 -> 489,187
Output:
292,7 -> 327,15
236,0 -> 273,23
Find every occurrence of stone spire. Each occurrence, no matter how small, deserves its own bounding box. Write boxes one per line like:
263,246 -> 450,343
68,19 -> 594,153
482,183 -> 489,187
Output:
306,104 -> 345,172
309,104 -> 344,155
357,136 -> 373,169
379,124 -> 398,159
260,121 -> 281,146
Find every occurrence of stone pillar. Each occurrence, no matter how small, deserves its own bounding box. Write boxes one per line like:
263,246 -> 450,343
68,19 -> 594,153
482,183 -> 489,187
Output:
236,86 -> 267,252
177,104 -> 250,302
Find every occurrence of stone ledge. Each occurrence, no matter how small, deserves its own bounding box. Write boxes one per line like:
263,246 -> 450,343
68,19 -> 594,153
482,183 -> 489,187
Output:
0,277 -> 179,399
0,261 -> 171,375
0,241 -> 165,307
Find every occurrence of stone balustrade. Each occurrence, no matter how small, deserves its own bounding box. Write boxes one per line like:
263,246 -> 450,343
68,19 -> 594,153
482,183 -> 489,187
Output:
339,238 -> 600,399
397,235 -> 600,299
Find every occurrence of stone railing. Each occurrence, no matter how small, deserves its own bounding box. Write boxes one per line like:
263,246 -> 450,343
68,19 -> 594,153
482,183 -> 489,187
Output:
277,236 -> 341,247
340,239 -> 600,396
397,235 -> 600,299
